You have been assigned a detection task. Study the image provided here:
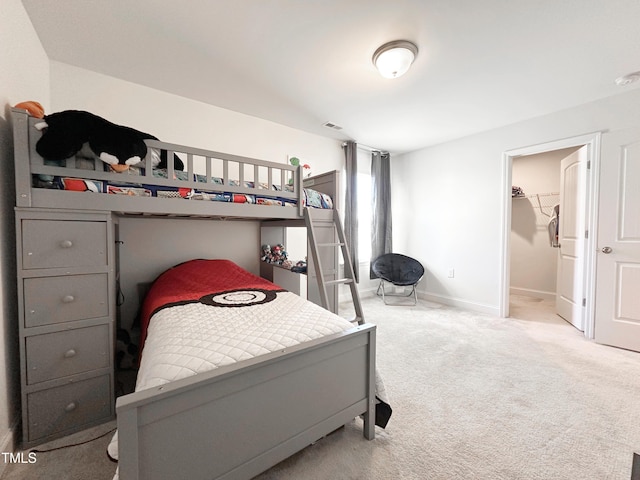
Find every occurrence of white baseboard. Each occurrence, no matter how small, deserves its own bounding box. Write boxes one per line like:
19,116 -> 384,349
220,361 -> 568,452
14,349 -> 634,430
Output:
418,291 -> 501,316
356,288 -> 378,298
510,287 -> 556,302
345,287 -> 501,317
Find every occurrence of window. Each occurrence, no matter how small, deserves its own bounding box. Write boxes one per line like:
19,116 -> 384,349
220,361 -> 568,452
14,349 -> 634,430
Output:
356,148 -> 372,263
341,147 -> 373,266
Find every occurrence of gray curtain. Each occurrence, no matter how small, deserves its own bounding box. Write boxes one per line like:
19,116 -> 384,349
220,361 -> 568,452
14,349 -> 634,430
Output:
343,141 -> 359,283
370,151 -> 392,279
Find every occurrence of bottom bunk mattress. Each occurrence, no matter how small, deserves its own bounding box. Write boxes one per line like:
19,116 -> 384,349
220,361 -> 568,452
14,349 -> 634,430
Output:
108,259 -> 391,469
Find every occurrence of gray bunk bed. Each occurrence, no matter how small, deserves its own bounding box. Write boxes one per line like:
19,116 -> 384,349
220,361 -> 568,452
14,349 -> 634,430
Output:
11,107 -> 377,479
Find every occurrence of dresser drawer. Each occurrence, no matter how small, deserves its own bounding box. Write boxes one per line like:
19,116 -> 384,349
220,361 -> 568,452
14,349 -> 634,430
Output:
23,273 -> 109,328
26,324 -> 110,385
27,374 -> 112,441
21,219 -> 107,270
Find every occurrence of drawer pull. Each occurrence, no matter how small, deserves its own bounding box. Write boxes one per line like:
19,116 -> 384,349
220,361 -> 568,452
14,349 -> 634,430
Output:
62,295 -> 75,303
60,240 -> 74,249
63,349 -> 77,359
64,402 -> 78,413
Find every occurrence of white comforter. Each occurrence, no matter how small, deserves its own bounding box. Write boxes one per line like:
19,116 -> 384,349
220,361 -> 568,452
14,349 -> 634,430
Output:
108,290 -> 355,464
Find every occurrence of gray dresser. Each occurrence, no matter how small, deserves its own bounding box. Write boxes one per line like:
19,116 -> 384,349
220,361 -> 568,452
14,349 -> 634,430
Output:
15,208 -> 115,447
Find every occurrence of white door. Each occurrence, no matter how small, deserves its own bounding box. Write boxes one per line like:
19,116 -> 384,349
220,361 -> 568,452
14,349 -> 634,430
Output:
556,146 -> 588,330
594,129 -> 640,352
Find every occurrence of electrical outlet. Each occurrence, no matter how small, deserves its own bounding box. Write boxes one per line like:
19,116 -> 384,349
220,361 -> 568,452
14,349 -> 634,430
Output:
447,268 -> 455,278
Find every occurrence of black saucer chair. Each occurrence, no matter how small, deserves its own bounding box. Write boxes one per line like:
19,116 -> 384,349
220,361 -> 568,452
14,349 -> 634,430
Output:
371,253 -> 424,305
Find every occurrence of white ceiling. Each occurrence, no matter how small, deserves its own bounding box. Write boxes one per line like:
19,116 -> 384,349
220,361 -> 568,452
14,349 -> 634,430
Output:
22,0 -> 640,154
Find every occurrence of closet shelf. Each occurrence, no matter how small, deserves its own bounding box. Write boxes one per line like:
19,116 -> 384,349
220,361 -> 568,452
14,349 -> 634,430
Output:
513,192 -> 559,217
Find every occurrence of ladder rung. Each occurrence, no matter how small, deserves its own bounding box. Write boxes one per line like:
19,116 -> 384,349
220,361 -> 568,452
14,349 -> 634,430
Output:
310,219 -> 335,225
317,242 -> 345,247
324,278 -> 354,286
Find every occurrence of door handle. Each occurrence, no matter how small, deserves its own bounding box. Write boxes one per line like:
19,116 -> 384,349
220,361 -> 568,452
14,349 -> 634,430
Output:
601,246 -> 613,254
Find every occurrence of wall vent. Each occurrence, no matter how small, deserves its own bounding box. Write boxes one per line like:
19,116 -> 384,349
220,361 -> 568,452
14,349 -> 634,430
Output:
323,121 -> 343,130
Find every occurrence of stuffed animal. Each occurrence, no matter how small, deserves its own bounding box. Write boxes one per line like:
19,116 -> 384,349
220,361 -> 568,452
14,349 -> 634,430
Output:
260,243 -> 288,265
281,259 -> 293,269
261,244 -> 272,262
269,244 -> 288,265
33,108 -> 184,173
290,259 -> 307,273
115,328 -> 139,371
14,101 -> 45,119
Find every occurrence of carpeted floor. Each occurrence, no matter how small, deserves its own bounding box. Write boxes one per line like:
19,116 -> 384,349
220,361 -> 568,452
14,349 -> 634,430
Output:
3,295 -> 639,479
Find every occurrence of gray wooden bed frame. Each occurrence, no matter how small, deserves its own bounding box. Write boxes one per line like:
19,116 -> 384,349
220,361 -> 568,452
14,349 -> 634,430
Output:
117,325 -> 376,480
11,107 -> 376,479
12,108 -> 339,221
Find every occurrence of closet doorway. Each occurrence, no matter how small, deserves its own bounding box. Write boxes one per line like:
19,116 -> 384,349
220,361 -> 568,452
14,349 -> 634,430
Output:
510,146 -> 582,328
500,133 -> 601,339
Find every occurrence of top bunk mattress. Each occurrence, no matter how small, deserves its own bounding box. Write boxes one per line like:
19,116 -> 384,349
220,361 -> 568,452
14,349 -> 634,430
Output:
38,169 -> 334,209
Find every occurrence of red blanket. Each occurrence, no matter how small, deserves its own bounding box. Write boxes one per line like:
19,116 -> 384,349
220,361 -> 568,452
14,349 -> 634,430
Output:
139,259 -> 282,351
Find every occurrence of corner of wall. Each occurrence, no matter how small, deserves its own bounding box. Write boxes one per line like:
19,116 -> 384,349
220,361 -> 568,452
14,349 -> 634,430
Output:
0,419 -> 19,475
0,0 -> 50,459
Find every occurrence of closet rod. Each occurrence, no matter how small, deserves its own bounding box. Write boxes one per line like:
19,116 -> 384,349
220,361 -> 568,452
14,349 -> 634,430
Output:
342,141 -> 388,154
522,192 -> 559,198
525,192 -> 559,218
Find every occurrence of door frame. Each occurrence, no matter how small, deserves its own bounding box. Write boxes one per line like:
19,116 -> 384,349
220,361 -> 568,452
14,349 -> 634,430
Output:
499,132 -> 602,339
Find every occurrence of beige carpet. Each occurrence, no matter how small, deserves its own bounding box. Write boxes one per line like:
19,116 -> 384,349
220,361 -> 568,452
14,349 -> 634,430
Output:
3,295 -> 639,479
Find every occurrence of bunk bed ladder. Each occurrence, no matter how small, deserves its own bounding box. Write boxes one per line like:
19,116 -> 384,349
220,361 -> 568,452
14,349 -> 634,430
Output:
304,208 -> 364,325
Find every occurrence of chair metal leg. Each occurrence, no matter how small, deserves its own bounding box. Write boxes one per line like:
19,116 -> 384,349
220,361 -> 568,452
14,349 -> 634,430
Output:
381,280 -> 388,305
376,279 -> 419,305
375,279 -> 391,305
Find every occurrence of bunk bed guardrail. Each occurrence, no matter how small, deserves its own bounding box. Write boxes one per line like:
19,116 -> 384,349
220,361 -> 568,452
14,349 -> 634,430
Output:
13,108 -> 307,217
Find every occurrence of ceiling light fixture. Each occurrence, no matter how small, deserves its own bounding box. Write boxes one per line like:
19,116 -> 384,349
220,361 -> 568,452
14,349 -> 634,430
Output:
615,71 -> 640,86
372,40 -> 418,79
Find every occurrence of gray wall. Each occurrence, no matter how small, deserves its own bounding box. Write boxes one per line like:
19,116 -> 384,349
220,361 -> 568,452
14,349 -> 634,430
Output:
116,217 -> 260,332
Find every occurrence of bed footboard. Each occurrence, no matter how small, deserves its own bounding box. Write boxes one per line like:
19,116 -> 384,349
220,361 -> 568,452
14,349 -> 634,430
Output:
116,323 -> 376,480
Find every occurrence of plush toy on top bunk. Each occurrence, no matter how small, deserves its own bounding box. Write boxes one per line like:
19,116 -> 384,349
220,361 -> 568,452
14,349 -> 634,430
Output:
15,102 -> 184,187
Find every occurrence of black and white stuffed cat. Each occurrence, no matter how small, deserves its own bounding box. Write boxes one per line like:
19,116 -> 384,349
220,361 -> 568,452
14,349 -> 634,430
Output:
35,109 -> 184,172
